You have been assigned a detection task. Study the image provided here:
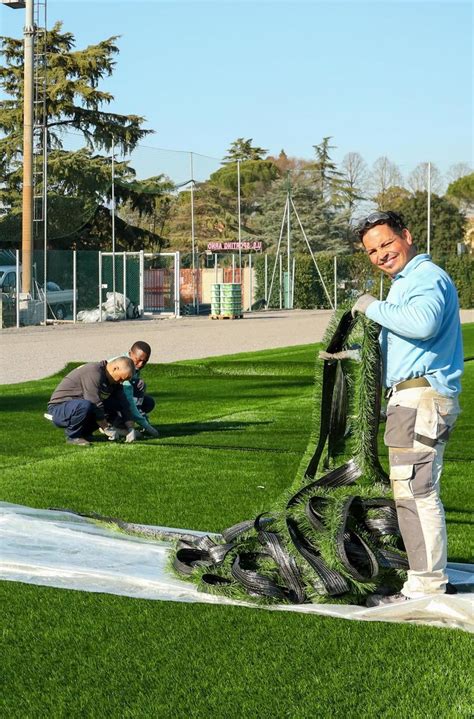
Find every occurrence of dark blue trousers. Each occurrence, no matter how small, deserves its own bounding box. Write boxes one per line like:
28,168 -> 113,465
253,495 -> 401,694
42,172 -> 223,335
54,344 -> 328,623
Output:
48,400 -> 98,439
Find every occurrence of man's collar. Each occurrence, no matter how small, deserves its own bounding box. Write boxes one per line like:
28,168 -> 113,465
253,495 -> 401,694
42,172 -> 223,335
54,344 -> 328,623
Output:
394,253 -> 431,280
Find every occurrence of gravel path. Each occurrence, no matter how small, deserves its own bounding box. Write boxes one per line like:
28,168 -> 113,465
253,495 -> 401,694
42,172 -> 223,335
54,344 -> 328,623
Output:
2,308 -> 473,386
0,309 -> 335,385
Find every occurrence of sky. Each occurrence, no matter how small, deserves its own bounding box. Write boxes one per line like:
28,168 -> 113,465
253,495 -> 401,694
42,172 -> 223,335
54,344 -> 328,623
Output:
0,0 -> 472,184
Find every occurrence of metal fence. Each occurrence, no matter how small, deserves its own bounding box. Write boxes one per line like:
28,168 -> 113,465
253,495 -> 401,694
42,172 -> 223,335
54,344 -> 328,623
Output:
1,248 -> 391,328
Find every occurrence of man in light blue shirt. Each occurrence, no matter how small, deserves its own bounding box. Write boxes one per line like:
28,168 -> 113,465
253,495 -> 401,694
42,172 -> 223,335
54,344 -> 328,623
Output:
352,210 -> 463,605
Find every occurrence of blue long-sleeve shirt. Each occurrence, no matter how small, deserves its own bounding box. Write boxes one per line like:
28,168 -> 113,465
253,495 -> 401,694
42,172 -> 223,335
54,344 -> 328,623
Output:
365,254 -> 463,397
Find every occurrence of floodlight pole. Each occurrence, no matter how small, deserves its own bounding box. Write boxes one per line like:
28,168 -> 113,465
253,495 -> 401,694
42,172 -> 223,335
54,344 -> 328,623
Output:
2,0 -> 34,293
286,175 -> 291,309
111,136 -> 116,317
190,152 -> 196,308
237,159 -> 242,275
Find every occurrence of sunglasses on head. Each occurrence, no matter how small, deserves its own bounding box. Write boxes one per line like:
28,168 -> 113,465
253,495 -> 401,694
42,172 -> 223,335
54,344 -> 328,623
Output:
356,211 -> 406,238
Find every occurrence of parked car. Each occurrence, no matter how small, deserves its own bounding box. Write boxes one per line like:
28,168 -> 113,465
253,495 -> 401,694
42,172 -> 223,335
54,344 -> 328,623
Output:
44,281 -> 75,320
0,266 -> 76,320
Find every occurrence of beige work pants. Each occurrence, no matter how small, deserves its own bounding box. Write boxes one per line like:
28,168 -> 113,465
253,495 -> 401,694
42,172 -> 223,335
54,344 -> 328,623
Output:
384,386 -> 460,598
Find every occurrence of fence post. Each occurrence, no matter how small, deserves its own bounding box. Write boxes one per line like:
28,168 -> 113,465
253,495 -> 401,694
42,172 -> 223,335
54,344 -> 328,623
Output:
248,254 -> 252,311
73,250 -> 77,323
16,249 -> 20,328
123,252 -> 127,317
279,254 -> 283,310
264,253 -> 268,304
139,250 -> 144,315
43,246 -> 47,325
292,256 -> 296,309
175,251 -> 181,317
98,251 -> 102,322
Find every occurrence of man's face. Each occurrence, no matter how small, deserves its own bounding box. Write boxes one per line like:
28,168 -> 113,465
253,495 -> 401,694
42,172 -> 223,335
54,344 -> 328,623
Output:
362,224 -> 416,277
129,348 -> 149,371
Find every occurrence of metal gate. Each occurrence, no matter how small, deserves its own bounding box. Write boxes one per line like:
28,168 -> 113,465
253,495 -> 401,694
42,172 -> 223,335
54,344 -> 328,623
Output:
100,251 -> 180,317
143,252 -> 180,316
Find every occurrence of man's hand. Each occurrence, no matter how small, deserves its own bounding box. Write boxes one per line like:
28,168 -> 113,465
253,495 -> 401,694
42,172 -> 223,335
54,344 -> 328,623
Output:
351,293 -> 377,317
101,426 -> 119,441
125,428 -> 139,443
319,348 -> 362,363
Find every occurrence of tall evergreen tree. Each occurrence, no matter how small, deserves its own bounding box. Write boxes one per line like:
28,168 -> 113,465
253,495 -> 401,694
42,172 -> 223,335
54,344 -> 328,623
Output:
311,137 -> 345,203
397,192 -> 466,262
0,22 -> 166,249
222,137 -> 268,162
253,172 -> 351,255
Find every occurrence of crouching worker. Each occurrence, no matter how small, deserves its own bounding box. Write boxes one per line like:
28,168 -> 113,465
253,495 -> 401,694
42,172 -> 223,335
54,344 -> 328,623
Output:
47,357 -> 136,446
108,341 -> 159,440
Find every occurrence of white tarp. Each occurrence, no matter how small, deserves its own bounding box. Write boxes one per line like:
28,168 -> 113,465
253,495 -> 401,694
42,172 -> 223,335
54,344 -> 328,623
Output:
1,502 -> 472,632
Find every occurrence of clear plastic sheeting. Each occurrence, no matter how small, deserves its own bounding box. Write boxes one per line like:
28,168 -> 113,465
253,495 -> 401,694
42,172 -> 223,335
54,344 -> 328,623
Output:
1,502 -> 472,632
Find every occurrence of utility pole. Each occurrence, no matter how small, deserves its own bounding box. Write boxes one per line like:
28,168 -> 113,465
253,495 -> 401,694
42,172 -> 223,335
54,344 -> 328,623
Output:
111,136 -> 116,316
286,173 -> 291,309
1,0 -> 34,294
190,152 -> 196,308
237,158 -> 242,275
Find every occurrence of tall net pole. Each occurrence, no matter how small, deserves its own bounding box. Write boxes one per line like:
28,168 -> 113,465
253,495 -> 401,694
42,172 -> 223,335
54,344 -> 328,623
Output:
111,136 -> 116,317
190,152 -> 196,308
22,0 -> 34,294
237,159 -> 242,275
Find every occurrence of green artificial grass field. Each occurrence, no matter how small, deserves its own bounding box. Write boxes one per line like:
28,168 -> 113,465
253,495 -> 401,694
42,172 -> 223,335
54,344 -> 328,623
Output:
1,326 -> 473,719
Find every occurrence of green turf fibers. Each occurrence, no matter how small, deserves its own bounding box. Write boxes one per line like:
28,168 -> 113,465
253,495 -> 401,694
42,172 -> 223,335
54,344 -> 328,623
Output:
0,327 -> 473,718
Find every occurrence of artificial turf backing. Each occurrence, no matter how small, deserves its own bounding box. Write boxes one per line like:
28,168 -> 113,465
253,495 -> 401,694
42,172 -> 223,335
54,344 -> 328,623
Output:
0,330 -> 473,718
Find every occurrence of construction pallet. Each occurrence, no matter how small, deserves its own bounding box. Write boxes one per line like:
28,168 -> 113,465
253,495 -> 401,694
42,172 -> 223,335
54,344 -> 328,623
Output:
210,314 -> 243,320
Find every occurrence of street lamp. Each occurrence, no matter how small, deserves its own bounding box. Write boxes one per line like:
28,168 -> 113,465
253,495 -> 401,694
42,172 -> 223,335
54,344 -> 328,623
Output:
1,0 -> 34,295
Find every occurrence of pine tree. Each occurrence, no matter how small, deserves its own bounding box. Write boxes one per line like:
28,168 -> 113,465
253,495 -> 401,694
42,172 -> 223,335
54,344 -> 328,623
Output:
0,22 -> 166,249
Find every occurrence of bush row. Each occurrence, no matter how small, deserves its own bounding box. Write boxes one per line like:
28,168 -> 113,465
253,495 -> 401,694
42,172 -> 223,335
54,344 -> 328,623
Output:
254,253 -> 473,309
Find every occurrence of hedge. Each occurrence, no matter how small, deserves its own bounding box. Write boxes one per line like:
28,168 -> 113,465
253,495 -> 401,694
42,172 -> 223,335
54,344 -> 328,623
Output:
254,253 -> 473,309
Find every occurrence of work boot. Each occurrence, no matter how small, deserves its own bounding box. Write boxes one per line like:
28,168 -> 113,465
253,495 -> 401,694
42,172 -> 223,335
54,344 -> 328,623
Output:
66,437 -> 91,446
366,584 -> 457,607
366,592 -> 409,607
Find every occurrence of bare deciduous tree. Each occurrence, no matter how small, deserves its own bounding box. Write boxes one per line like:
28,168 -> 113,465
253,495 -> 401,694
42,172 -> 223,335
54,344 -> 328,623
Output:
368,157 -> 404,207
407,162 -> 443,195
340,152 -> 369,215
446,162 -> 472,185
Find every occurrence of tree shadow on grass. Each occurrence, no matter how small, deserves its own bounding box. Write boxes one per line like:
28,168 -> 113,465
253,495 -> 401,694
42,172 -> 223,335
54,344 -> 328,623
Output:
156,419 -> 271,439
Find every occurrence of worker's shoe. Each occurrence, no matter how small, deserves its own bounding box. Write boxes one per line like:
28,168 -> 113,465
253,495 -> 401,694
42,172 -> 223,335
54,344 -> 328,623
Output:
366,592 -> 409,607
66,437 -> 91,447
366,583 -> 457,607
43,413 -> 53,422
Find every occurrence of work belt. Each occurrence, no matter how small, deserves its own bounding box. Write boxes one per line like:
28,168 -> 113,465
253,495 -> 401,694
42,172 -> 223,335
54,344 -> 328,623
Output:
386,376 -> 430,398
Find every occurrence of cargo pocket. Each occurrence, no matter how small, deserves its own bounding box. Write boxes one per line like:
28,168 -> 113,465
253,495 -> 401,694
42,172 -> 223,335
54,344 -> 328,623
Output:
390,463 -> 414,501
384,405 -> 417,447
434,400 -> 459,444
390,450 -> 434,500
414,397 -> 458,448
410,454 -> 435,498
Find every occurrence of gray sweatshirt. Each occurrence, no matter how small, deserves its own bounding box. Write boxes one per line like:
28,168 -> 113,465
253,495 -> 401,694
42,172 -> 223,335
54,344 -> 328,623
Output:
48,360 -> 131,422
